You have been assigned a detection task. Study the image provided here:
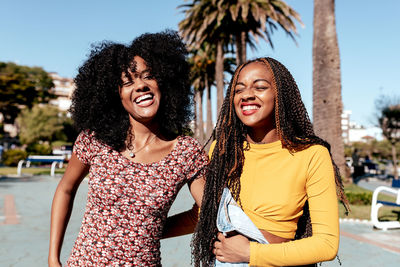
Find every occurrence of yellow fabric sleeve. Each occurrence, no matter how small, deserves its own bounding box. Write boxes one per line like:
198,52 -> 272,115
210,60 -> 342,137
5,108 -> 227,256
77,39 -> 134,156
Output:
209,141 -> 339,265
249,146 -> 339,266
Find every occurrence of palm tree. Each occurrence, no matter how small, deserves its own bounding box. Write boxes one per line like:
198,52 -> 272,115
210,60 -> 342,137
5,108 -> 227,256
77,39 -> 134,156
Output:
312,0 -> 346,177
188,44 -> 235,145
188,55 -> 206,144
217,0 -> 303,65
188,44 -> 220,145
179,0 -> 303,113
179,0 -> 230,113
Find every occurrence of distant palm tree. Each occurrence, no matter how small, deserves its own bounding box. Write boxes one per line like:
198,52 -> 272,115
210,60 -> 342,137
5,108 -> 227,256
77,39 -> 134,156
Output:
312,0 -> 346,177
179,0 -> 230,113
188,55 -> 206,144
188,44 -> 235,144
179,0 -> 302,112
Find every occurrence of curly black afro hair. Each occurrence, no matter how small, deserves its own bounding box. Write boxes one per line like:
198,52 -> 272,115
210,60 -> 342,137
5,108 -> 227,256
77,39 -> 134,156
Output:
129,30 -> 192,138
71,42 -> 131,151
70,30 -> 192,151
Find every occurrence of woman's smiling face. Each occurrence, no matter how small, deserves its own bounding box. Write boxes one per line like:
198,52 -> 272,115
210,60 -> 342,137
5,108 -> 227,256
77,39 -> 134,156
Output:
233,62 -> 276,130
119,56 -> 161,124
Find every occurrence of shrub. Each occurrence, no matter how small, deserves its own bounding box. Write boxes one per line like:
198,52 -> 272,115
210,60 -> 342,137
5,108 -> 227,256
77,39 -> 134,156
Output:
2,149 -> 28,166
345,191 -> 372,205
26,143 -> 52,155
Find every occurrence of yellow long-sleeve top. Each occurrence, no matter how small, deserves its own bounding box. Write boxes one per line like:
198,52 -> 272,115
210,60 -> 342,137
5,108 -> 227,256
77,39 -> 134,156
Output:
209,140 -> 339,266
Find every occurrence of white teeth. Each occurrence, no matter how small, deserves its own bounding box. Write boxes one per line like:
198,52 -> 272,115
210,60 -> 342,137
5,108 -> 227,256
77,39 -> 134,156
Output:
135,94 -> 153,103
242,105 -> 259,111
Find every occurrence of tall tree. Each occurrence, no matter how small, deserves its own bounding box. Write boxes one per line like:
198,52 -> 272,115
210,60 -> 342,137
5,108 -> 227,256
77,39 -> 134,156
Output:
376,96 -> 400,179
312,0 -> 346,177
179,0 -> 302,113
179,0 -> 230,112
220,0 -> 303,65
0,62 -> 54,124
188,44 -> 235,144
188,48 -> 210,144
16,104 -> 66,145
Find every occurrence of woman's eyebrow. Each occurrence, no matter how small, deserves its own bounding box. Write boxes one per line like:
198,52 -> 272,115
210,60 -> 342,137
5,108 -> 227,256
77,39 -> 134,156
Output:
236,79 -> 271,86
254,78 -> 271,85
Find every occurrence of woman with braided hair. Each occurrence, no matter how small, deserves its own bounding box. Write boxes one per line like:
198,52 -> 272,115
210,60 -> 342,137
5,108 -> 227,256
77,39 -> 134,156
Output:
192,57 -> 349,266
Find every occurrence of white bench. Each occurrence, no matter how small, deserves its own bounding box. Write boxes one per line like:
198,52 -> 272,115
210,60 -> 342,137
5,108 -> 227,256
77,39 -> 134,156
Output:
17,155 -> 65,177
370,185 -> 400,230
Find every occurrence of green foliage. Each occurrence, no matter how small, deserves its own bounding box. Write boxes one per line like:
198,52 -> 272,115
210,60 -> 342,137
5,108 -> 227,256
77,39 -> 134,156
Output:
51,140 -> 72,148
188,44 -> 235,92
379,105 -> 400,145
57,116 -> 76,143
340,183 -> 399,220
345,140 -> 400,160
16,104 -> 67,145
2,149 -> 27,166
0,62 -> 55,123
345,191 -> 372,205
26,143 -> 52,155
0,122 -> 4,140
179,0 -> 302,51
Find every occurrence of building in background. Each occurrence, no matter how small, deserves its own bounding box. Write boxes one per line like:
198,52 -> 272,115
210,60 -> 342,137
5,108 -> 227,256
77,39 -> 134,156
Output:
341,110 -> 351,144
0,72 -> 75,141
342,110 -> 383,143
49,72 -> 75,111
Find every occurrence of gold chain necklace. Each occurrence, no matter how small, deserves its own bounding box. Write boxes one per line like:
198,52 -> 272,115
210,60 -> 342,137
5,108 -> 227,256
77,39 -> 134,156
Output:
127,134 -> 157,158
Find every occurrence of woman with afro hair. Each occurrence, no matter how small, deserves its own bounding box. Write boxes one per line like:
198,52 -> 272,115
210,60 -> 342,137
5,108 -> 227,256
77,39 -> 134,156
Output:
192,58 -> 349,266
48,30 -> 208,266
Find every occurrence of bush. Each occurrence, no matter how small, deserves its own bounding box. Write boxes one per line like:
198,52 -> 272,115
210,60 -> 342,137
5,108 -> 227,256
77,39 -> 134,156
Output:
26,143 -> 52,155
51,140 -> 72,148
345,191 -> 372,205
2,149 -> 28,166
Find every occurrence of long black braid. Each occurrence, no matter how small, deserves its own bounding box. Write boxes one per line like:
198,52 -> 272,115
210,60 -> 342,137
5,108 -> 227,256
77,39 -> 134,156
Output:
191,57 -> 349,267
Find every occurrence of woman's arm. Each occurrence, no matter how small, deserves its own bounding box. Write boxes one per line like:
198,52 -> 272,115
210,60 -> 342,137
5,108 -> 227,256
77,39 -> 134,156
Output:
162,176 -> 205,239
189,175 -> 206,207
48,154 -> 89,266
214,146 -> 339,266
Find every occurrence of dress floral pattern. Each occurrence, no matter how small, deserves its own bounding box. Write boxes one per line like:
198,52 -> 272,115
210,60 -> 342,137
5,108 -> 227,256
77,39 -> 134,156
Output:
66,131 -> 208,266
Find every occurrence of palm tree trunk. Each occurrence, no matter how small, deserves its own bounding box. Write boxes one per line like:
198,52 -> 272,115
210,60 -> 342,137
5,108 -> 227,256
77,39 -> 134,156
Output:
235,31 -> 247,65
206,80 -> 213,140
198,90 -> 205,144
392,144 -> 398,179
312,0 -> 346,178
194,89 -> 204,143
205,79 -> 213,152
215,40 -> 224,114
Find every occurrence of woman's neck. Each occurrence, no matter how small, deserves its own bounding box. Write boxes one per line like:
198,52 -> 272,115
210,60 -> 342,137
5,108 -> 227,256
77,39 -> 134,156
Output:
247,127 -> 279,144
129,117 -> 160,142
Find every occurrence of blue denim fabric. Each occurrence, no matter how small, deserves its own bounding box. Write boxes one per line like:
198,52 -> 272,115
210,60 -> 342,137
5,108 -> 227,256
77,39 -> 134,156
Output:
214,188 -> 268,267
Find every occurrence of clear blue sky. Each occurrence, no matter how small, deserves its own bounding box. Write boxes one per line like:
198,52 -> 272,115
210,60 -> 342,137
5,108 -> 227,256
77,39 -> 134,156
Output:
1,0 -> 399,127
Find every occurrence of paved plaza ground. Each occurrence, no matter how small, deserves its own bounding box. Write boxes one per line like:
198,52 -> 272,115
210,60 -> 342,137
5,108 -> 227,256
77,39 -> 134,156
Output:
0,174 -> 399,266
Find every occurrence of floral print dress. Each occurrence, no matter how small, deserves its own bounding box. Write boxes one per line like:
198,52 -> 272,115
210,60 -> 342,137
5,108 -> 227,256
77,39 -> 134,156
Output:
66,131 -> 208,266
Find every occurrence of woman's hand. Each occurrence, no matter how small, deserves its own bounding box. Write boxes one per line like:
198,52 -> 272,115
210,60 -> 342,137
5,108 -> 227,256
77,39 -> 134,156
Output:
213,232 -> 250,263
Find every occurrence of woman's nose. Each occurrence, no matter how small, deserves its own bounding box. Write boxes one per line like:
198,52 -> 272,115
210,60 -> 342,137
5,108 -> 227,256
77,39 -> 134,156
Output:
241,88 -> 255,100
134,78 -> 149,92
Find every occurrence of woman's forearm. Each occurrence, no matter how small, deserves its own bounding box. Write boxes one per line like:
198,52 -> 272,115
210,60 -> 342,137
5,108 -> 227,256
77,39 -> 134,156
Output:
162,204 -> 198,239
48,154 -> 89,265
48,183 -> 76,265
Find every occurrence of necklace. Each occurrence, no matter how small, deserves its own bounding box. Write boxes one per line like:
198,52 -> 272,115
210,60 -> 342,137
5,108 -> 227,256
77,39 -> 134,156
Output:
126,133 -> 157,158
